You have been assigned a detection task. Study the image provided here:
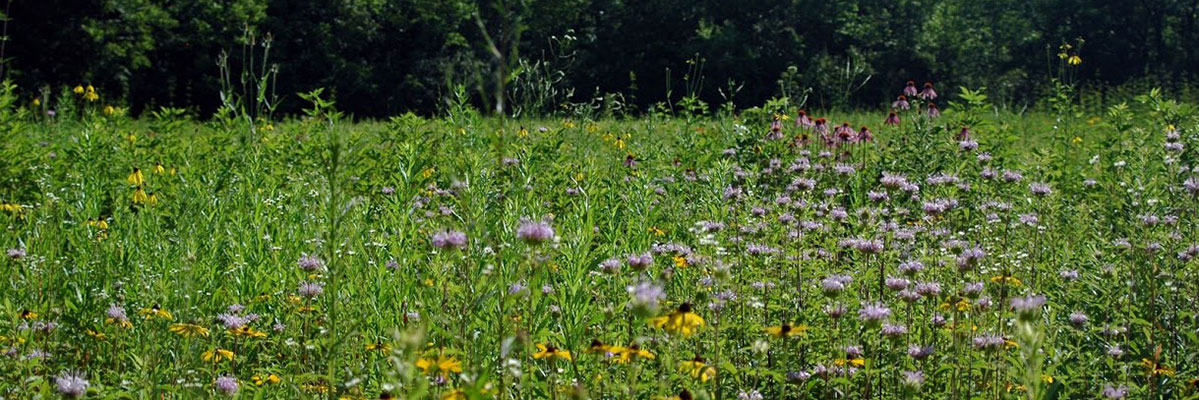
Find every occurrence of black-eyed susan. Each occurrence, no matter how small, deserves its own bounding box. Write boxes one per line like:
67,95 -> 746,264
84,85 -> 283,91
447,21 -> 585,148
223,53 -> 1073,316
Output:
990,274 -> 1022,286
612,344 -> 655,363
85,329 -> 107,340
649,303 -> 705,337
679,356 -> 715,382
169,323 -> 209,337
415,352 -> 463,377
19,309 -> 38,320
586,339 -> 613,355
85,219 -> 109,229
672,254 -> 688,268
365,341 -> 391,352
532,343 -> 572,361
139,304 -> 173,320
764,323 -> 808,339
1142,358 -> 1175,376
834,358 -> 867,368
202,348 -> 235,363
230,325 -> 267,338
252,373 -> 282,386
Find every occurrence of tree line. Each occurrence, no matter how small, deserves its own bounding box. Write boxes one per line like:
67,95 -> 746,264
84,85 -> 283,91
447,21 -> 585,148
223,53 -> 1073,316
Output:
6,0 -> 1199,118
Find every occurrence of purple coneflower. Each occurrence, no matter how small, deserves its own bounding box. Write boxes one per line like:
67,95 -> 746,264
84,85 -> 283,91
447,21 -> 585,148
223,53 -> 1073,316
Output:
903,80 -> 918,97
795,110 -> 813,128
884,111 -> 900,126
926,103 -> 940,118
919,82 -> 937,100
892,95 -> 910,110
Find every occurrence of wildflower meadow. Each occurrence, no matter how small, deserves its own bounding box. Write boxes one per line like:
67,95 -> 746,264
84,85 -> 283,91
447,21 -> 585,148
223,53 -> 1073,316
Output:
3,4 -> 1199,399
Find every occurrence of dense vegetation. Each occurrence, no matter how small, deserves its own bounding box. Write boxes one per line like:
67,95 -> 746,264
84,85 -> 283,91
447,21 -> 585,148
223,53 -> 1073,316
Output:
7,0 -> 1199,117
3,80 -> 1199,398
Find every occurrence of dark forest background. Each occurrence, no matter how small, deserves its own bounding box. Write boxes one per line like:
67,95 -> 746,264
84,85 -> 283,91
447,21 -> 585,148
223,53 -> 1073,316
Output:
7,0 -> 1199,118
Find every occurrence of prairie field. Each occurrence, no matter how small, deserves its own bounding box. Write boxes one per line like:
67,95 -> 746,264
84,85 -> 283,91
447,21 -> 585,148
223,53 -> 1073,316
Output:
2,86 -> 1199,400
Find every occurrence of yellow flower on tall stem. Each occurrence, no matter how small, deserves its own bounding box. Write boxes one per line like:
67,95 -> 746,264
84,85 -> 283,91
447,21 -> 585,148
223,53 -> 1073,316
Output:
764,323 -> 808,339
139,304 -> 173,320
202,348 -> 235,363
169,323 -> 209,337
649,303 -> 705,337
679,356 -> 715,382
532,343 -> 572,361
127,168 -> 145,186
415,351 -> 463,377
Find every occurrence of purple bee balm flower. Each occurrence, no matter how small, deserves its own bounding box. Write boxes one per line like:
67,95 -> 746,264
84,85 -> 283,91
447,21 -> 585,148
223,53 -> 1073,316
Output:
1184,176 -> 1199,196
901,370 -> 925,388
824,303 -> 847,319
1101,385 -> 1128,399
1010,294 -> 1047,319
1068,311 -> 1088,328
898,260 -> 924,276
858,303 -> 891,325
381,186 -> 396,195
1106,345 -> 1124,357
297,254 -> 324,271
55,371 -> 89,398
881,323 -> 908,338
1029,183 -> 1052,196
106,304 -> 128,322
516,219 -> 554,244
972,334 -> 1006,351
885,277 -> 909,291
214,375 -> 239,396
907,344 -> 935,360
431,230 -> 468,250
298,282 -> 324,298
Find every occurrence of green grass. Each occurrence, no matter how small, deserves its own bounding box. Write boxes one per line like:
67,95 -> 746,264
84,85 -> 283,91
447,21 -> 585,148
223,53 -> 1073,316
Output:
2,98 -> 1199,400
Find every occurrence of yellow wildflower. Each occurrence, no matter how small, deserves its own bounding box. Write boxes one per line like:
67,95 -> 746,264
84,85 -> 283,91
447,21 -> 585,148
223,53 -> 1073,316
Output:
532,343 -> 572,361
168,323 -> 208,337
649,303 -> 705,337
230,325 -> 267,338
202,348 -> 235,363
139,305 -> 173,320
252,373 -> 282,386
764,323 -> 808,339
679,357 -> 716,382
127,168 -> 145,186
415,352 -> 463,377
132,187 -> 149,204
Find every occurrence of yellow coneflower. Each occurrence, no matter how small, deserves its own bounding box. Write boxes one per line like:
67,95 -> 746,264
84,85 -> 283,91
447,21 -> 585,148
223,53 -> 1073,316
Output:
168,323 -> 209,337
103,105 -> 116,115
563,120 -> 576,129
127,168 -> 145,186
20,310 -> 38,320
84,86 -> 99,102
834,358 -> 867,367
1142,358 -> 1175,376
73,85 -> 85,95
649,303 -> 705,337
85,219 -> 109,229
764,323 -> 808,339
252,373 -> 282,386
679,357 -> 716,382
517,126 -> 529,137
230,325 -> 267,338
139,305 -> 173,320
1,203 -> 21,213
1067,55 -> 1082,65
532,343 -> 573,361
990,274 -> 1022,286
365,341 -> 391,352
153,162 -> 166,174
415,352 -> 463,377
132,187 -> 149,205
146,192 -> 159,206
202,348 -> 236,363
302,382 -> 331,393
611,344 -> 655,363
32,98 -> 40,107
421,167 -> 435,179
